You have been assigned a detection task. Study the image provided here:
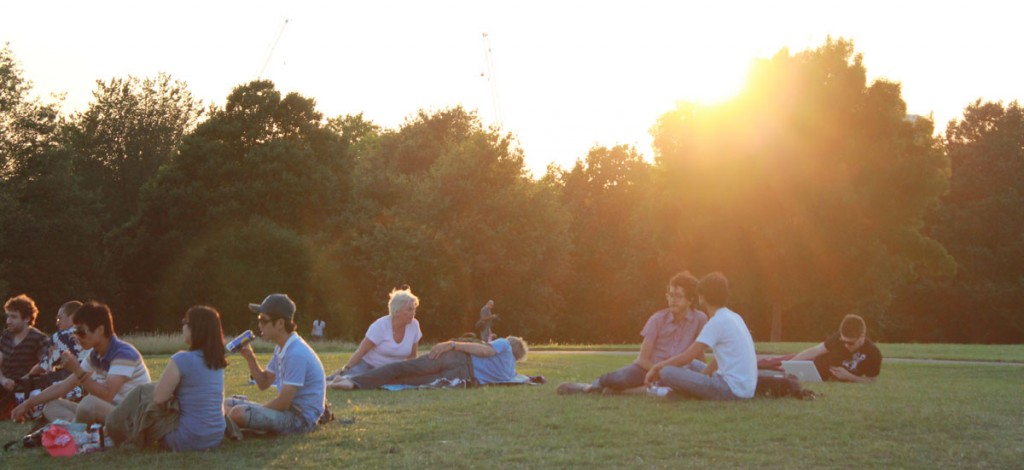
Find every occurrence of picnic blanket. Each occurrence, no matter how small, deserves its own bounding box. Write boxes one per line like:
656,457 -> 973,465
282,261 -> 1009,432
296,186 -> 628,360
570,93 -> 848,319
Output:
379,375 -> 546,391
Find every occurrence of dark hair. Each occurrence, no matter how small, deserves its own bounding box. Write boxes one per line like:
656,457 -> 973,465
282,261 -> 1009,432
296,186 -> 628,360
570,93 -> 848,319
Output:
4,294 -> 39,325
280,318 -> 297,334
668,271 -> 700,304
73,301 -> 116,338
840,314 -> 866,339
699,272 -> 730,307
186,306 -> 228,370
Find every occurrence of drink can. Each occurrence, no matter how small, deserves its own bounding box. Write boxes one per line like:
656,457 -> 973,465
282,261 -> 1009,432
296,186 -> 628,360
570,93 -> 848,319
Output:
226,330 -> 256,353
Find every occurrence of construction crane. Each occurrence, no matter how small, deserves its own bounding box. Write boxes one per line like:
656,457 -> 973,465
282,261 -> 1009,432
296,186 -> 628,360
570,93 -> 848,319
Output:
481,32 -> 503,127
258,19 -> 289,79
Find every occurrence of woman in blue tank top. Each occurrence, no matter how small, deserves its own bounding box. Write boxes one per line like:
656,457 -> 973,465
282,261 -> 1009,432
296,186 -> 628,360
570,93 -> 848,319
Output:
154,306 -> 228,451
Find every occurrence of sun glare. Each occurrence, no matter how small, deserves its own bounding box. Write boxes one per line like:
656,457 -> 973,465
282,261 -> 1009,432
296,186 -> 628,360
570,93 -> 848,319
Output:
679,58 -> 750,106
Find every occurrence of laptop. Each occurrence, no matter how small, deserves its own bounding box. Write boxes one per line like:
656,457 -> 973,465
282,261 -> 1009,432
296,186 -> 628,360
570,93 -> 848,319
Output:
781,360 -> 823,382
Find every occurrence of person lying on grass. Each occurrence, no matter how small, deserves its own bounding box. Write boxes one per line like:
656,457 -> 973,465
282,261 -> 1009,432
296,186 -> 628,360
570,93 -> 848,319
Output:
558,271 -> 707,395
11,302 -> 151,424
330,336 -> 528,390
644,272 -> 758,401
326,286 -> 423,384
788,314 -> 881,383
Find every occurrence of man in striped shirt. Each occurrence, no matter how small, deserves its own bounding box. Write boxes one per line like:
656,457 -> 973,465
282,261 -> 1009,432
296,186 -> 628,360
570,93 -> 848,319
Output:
1,295 -> 50,417
11,302 -> 150,424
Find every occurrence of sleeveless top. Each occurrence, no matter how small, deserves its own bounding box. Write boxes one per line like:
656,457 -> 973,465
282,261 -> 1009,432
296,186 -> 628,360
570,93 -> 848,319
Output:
162,350 -> 226,451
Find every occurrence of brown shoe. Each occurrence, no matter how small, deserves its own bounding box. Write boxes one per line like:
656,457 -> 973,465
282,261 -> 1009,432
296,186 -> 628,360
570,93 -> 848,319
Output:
557,382 -> 591,395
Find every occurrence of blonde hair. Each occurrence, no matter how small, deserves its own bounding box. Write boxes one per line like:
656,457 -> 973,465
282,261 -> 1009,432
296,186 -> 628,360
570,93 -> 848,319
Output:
507,336 -> 528,361
388,287 -> 420,316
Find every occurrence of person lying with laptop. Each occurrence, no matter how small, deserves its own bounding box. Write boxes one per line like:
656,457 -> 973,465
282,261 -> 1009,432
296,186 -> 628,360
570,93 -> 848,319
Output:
788,314 -> 882,383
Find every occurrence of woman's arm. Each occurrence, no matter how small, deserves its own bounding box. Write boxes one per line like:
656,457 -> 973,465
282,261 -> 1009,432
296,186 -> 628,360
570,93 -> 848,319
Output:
153,358 -> 181,405
342,338 -> 377,370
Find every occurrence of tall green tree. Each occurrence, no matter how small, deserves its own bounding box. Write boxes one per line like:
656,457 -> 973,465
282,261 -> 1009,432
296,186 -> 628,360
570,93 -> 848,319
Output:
65,73 -> 202,225
346,107 -> 572,340
649,38 -> 954,340
553,145 -> 657,342
892,100 -> 1024,342
114,80 -> 353,331
0,44 -> 106,315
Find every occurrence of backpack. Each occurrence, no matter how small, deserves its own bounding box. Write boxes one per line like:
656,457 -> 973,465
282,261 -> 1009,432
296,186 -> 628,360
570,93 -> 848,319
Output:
754,371 -> 817,400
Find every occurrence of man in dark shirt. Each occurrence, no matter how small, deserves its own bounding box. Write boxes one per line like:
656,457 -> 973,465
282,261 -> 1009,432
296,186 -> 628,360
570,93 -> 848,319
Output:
791,314 -> 882,383
1,295 -> 50,414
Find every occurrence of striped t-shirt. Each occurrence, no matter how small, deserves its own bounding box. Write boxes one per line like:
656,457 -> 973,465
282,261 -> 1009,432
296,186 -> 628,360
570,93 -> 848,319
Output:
0,327 -> 49,379
79,335 -> 151,404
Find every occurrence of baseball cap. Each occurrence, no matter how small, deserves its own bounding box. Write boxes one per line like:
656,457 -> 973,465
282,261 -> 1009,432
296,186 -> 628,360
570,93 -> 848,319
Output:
249,293 -> 296,321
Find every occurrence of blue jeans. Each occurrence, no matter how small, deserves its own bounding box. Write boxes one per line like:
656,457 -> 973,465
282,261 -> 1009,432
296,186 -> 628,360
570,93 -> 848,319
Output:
591,363 -> 647,391
659,360 -> 743,400
327,359 -> 375,381
349,351 -> 472,390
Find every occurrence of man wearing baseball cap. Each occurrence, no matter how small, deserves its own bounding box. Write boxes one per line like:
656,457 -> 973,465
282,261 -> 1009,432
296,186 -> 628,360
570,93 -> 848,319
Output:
225,294 -> 326,435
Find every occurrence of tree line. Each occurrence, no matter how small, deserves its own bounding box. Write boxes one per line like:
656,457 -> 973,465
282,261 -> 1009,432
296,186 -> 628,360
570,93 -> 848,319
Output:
1,38 -> 1020,343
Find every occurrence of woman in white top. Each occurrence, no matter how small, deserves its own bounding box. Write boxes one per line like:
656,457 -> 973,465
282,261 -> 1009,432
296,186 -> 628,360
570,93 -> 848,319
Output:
327,287 -> 422,387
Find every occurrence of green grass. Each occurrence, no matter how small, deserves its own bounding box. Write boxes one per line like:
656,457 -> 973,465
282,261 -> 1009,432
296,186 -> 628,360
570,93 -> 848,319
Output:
122,334 -> 1024,362
2,350 -> 1022,468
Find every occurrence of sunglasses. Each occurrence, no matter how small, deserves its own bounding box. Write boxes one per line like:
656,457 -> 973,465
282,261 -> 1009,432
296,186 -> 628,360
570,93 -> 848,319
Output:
666,292 -> 687,300
839,336 -> 860,346
74,325 -> 89,338
257,315 -> 273,325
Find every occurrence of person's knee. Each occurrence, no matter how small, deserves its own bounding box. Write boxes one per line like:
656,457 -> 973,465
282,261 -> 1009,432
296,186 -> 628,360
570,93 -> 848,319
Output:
42,400 -> 72,422
75,395 -> 111,423
228,406 -> 248,426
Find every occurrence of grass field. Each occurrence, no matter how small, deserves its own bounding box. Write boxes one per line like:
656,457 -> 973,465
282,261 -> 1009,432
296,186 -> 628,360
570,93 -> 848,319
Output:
123,333 -> 1024,362
2,348 -> 1022,468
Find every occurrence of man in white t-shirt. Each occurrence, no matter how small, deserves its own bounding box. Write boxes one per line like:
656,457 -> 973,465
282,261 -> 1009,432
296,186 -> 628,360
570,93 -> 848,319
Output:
311,318 -> 325,341
645,272 -> 757,400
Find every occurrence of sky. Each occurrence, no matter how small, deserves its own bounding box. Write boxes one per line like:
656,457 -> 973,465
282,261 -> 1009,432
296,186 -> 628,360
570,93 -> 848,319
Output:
3,1 -> 1022,175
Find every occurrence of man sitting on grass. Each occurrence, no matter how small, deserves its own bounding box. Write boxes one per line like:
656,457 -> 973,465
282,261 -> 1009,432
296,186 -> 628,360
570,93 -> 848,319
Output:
558,271 -> 707,395
330,336 -> 528,390
788,314 -> 881,383
11,301 -> 151,424
1,295 -> 50,417
225,294 -> 326,435
645,272 -> 757,400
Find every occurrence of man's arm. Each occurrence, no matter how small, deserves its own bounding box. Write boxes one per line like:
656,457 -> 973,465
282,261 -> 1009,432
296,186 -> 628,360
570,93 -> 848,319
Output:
60,350 -> 130,403
239,344 -> 275,390
702,358 -> 718,376
263,384 -> 299,411
82,374 -> 129,403
0,352 -> 12,391
634,336 -> 657,371
645,341 -> 708,385
429,341 -> 495,359
10,374 -> 78,422
791,343 -> 827,361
